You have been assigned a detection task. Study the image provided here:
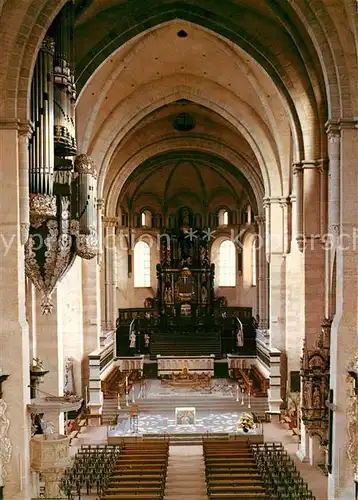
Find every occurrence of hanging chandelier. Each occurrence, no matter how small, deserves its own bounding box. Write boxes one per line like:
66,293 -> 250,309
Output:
24,2 -> 98,314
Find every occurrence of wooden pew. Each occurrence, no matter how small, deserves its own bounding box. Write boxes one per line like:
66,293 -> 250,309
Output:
101,440 -> 169,500
203,439 -> 266,500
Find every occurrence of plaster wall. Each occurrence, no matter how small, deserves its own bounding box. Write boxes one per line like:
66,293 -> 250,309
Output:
57,257 -> 84,397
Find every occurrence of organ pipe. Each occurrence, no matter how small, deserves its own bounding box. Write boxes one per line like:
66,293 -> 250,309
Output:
29,37 -> 55,197
51,1 -> 76,157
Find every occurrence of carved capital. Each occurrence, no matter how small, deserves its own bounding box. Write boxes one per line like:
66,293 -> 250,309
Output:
103,217 -> 119,229
254,215 -> 265,226
293,162 -> 303,175
97,198 -> 104,210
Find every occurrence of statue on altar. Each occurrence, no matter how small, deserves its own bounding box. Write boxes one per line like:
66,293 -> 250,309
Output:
201,283 -> 208,304
129,331 -> 136,349
164,282 -> 173,303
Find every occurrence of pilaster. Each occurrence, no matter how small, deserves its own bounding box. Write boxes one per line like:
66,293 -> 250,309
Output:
0,122 -> 31,499
82,258 -> 101,393
328,119 -> 358,500
35,289 -> 64,434
254,215 -> 268,331
103,217 -> 119,329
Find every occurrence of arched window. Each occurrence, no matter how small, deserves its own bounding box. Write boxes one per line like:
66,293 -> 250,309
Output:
140,210 -> 152,228
134,241 -> 151,287
218,208 -> 229,226
219,240 -> 236,286
246,205 -> 252,224
252,238 -> 257,286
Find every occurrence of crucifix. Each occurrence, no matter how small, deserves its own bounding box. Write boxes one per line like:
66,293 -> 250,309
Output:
325,389 -> 337,474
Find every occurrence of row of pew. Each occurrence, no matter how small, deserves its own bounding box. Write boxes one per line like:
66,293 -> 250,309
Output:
100,439 -> 169,499
203,438 -> 267,499
59,444 -> 122,498
250,442 -> 316,499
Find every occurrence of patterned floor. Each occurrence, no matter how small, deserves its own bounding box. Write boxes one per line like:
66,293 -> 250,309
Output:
108,410 -> 262,436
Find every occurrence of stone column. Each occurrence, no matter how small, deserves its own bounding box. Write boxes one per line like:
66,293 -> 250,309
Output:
326,122 -> 340,319
103,217 -> 118,330
265,197 -> 286,353
328,120 -> 358,500
254,215 -> 268,333
0,122 -> 31,499
97,199 -> 104,269
293,163 -> 304,249
18,123 -> 32,245
302,161 -> 325,350
286,165 -> 305,380
82,258 -> 101,398
35,290 -> 64,434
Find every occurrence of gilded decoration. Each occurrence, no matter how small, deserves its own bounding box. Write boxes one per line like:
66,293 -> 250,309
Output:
74,153 -> 97,179
25,198 -> 75,314
300,319 -> 331,444
76,232 -> 98,260
346,350 -> 358,472
29,193 -> 56,228
0,399 -> 12,487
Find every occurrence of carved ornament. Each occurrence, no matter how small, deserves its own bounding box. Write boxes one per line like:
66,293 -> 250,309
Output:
0,400 -> 12,487
346,350 -> 358,472
300,318 -> 331,444
29,194 -> 56,228
74,154 -> 97,179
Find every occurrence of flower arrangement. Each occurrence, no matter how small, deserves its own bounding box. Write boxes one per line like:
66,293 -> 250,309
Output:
237,412 -> 255,433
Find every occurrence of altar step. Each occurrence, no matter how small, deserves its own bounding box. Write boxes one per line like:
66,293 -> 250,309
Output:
164,445 -> 208,500
102,397 -> 268,425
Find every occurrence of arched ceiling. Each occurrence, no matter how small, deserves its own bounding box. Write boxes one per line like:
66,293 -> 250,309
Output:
118,151 -> 256,217
66,1 -> 355,216
76,19 -> 295,213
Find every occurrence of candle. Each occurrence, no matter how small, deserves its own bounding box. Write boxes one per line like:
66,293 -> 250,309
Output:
236,384 -> 239,402
125,375 -> 128,392
85,385 -> 88,406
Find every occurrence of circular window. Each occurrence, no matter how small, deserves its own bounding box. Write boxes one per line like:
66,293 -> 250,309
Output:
173,112 -> 196,131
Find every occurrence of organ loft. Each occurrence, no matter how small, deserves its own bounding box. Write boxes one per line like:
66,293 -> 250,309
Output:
0,0 -> 357,499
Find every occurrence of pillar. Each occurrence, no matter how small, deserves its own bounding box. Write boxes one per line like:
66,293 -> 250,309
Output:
302,161 -> 325,349
35,289 -> 64,434
254,215 -> 268,333
0,122 -> 32,499
82,257 -> 101,412
286,166 -> 304,380
326,123 -> 340,319
328,120 -> 358,499
103,217 -> 118,330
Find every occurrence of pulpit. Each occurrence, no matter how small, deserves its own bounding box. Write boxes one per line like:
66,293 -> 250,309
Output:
31,434 -> 71,498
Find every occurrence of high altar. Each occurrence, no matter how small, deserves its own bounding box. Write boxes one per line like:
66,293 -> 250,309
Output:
157,206 -> 214,318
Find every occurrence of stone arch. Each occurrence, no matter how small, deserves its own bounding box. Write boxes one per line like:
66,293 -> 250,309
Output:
104,139 -> 265,218
0,0 -> 354,125
88,80 -> 279,199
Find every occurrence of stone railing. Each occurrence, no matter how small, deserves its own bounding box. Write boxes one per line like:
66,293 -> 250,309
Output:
87,338 -> 115,423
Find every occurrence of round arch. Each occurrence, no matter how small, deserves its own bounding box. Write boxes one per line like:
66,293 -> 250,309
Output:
1,0 -> 353,125
88,79 -> 281,198
104,140 -> 265,218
